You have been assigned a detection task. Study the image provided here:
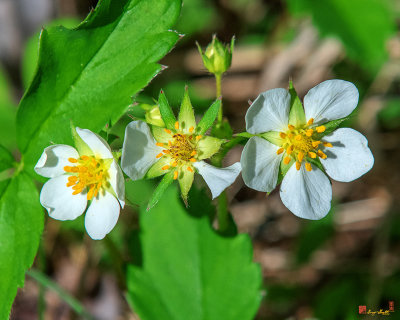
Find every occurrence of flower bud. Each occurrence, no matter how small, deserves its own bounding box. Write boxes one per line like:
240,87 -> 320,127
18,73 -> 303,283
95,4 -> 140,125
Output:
197,35 -> 235,75
141,104 -> 165,127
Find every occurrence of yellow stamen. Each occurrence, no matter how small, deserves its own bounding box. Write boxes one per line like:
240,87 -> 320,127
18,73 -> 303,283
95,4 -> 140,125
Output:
187,166 -> 193,172
164,128 -> 172,134
317,150 -> 327,159
72,189 -> 82,195
287,133 -> 293,138
87,187 -> 95,201
297,151 -> 304,162
189,126 -> 194,133
162,149 -> 170,154
68,176 -> 78,183
66,181 -> 75,187
161,165 -> 170,170
312,141 -> 321,148
276,148 -> 284,155
316,125 -> 326,133
156,142 -> 164,147
175,121 -> 179,130
296,161 -> 301,171
295,134 -> 302,141
305,129 -> 314,137
168,140 -> 172,147
68,158 -> 77,163
191,150 -> 197,156
279,132 -> 287,139
156,153 -> 163,158
173,170 -> 179,180
307,118 -> 314,126
287,145 -> 294,155
283,156 -> 291,165
190,158 -> 197,162
288,124 -> 295,130
196,135 -> 202,141
305,162 -> 312,172
171,161 -> 178,167
323,142 -> 333,148
308,151 -> 317,158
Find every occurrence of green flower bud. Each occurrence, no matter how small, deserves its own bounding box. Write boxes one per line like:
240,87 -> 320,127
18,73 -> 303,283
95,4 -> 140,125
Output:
142,104 -> 165,127
197,35 -> 235,75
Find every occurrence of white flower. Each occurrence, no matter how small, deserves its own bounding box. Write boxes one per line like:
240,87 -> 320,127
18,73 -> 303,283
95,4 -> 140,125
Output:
241,79 -> 374,219
121,121 -> 241,200
35,128 -> 125,240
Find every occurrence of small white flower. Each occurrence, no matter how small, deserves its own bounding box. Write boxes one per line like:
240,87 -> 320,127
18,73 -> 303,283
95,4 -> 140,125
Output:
121,121 -> 241,200
35,128 -> 125,240
241,79 -> 374,219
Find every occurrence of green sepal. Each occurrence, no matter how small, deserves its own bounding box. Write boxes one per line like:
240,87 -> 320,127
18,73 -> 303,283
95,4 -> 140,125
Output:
147,170 -> 175,211
70,123 -> 92,156
276,157 -> 294,186
197,136 -> 224,160
151,125 -> 171,143
178,87 -> 196,133
235,132 -> 253,138
157,90 -> 176,131
259,131 -> 284,146
313,116 -> 352,140
178,166 -> 195,206
196,98 -> 221,135
307,156 -> 326,174
145,157 -> 170,179
288,81 -> 306,127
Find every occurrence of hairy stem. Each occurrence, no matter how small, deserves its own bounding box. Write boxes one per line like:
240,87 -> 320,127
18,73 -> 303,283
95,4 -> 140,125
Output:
215,73 -> 223,123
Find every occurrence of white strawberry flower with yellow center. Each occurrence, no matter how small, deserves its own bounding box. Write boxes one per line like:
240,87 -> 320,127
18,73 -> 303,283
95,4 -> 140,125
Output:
121,89 -> 241,205
35,127 -> 125,240
241,79 -> 374,219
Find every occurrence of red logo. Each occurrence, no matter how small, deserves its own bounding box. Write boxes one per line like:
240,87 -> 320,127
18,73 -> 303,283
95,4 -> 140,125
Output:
359,305 -> 367,314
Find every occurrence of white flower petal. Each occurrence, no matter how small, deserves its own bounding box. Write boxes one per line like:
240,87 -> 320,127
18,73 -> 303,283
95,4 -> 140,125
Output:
108,160 -> 125,207
280,164 -> 332,220
241,137 -> 282,192
193,161 -> 241,199
304,79 -> 359,124
40,175 -> 87,221
245,88 -> 291,134
121,121 -> 163,180
35,145 -> 79,178
85,191 -> 120,240
76,127 -> 113,159
321,128 -> 374,182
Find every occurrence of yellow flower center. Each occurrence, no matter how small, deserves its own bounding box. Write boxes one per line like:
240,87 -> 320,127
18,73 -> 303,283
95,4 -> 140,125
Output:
155,122 -> 201,180
276,118 -> 332,172
64,155 -> 111,200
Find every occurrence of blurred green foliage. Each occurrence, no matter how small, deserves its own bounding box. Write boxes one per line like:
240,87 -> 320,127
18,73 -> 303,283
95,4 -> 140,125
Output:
287,0 -> 396,73
0,67 -> 16,151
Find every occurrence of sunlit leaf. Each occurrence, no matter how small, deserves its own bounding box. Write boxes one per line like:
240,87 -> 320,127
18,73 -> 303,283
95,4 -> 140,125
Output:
17,0 -> 182,176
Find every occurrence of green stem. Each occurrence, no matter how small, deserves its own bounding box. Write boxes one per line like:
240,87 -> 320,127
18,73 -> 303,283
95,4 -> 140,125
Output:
27,270 -> 95,320
215,73 -> 223,123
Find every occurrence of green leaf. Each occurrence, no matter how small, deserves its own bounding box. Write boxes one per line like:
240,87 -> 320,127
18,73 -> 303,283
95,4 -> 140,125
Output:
158,90 -> 177,131
197,136 -> 224,160
127,187 -> 262,320
288,81 -> 306,127
196,99 -> 221,135
287,0 -> 396,72
21,18 -> 80,89
178,87 -> 196,132
17,0 -> 182,175
146,170 -> 175,211
0,171 -> 44,318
